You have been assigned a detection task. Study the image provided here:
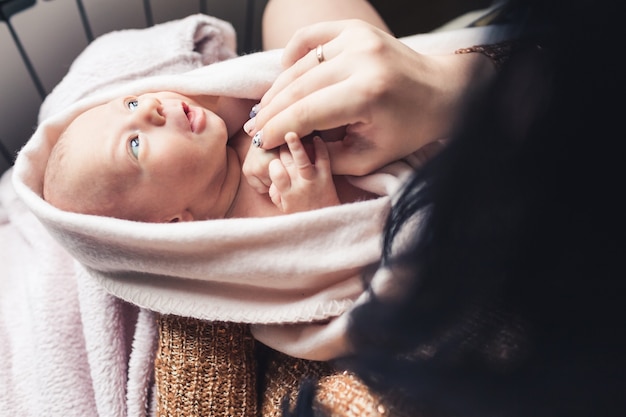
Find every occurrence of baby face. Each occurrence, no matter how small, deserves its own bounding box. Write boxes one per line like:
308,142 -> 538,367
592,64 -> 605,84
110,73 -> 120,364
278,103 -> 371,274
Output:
57,91 -> 240,222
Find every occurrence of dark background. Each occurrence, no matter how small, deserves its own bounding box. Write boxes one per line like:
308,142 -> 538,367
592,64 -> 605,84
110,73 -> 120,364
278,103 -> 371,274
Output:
368,0 -> 493,35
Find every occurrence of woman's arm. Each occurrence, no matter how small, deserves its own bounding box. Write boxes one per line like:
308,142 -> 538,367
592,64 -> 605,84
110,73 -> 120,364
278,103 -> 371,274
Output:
262,0 -> 391,50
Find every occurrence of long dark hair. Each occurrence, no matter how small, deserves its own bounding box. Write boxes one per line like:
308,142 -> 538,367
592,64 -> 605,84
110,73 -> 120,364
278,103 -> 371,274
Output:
342,0 -> 625,415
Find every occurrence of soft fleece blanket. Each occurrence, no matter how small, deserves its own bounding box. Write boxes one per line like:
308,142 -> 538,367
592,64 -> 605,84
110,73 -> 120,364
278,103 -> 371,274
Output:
3,10 -> 511,416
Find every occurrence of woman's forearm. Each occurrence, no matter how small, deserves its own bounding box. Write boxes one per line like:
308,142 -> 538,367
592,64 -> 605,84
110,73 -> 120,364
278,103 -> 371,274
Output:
262,0 -> 390,50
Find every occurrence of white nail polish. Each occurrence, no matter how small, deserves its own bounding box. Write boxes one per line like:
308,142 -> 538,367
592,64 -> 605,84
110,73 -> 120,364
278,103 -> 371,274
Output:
244,117 -> 255,134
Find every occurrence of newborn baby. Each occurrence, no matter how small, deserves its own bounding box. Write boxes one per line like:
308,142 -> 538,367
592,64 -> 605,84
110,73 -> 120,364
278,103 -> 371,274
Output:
43,91 -> 375,222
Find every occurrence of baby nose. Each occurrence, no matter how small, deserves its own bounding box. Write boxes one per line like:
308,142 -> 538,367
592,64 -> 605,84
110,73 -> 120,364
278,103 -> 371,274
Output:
135,97 -> 165,126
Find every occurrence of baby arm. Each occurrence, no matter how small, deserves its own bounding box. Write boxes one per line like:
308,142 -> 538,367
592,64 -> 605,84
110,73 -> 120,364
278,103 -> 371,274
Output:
269,132 -> 340,213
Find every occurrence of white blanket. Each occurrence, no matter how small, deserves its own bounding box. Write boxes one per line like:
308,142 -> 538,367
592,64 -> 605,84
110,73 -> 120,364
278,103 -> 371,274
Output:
3,11 -> 511,416
12,45 -> 408,360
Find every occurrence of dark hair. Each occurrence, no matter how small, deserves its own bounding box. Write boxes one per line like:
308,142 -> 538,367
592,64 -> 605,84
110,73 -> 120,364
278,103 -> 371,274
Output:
340,1 -> 625,416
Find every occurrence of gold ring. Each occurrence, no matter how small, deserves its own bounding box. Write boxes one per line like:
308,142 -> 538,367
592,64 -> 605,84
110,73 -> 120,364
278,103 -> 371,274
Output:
316,44 -> 324,63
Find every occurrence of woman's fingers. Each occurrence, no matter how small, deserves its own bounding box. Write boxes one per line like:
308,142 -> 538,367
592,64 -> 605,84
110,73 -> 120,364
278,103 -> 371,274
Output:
260,20 -> 382,108
247,20 -> 397,152
262,23 -> 357,109
280,20 -> 348,67
253,78 -> 367,150
262,40 -> 337,107
256,36 -> 344,130
259,48 -> 345,125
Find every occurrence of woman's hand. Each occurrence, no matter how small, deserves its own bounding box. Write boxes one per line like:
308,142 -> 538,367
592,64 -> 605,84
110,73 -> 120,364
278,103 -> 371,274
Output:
244,19 -> 495,176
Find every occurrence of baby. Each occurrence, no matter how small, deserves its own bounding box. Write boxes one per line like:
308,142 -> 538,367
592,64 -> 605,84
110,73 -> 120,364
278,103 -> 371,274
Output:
43,91 -> 375,222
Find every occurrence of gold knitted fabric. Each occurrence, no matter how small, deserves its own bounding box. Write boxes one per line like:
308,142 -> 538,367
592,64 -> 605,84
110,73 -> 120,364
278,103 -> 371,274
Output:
260,349 -> 333,417
315,371 -> 416,417
155,315 -> 417,417
261,350 -> 418,417
155,315 -> 258,417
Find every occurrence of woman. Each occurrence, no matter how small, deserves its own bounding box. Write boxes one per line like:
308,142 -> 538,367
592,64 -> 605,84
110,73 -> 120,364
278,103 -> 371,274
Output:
253,0 -> 625,415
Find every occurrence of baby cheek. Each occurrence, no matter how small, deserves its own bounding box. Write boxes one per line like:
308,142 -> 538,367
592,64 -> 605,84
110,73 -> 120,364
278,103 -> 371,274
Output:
163,143 -> 217,182
171,157 -> 200,178
179,152 -> 207,178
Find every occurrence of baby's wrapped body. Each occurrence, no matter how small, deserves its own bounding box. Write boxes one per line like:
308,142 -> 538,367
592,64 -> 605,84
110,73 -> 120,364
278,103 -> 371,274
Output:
12,14 -> 415,361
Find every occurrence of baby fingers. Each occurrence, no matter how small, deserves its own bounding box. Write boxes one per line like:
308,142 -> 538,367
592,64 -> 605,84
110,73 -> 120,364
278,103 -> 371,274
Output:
268,182 -> 283,209
268,158 -> 291,193
284,132 -> 315,180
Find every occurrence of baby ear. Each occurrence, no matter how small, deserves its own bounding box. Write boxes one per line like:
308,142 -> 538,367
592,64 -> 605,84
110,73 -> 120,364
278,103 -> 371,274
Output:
166,209 -> 194,223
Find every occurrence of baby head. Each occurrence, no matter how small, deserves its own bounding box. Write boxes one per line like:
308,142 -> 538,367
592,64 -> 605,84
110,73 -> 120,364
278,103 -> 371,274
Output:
43,92 -> 241,222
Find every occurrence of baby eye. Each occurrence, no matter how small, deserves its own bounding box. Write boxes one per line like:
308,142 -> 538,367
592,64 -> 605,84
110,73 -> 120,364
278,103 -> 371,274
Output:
129,136 -> 140,159
127,99 -> 139,111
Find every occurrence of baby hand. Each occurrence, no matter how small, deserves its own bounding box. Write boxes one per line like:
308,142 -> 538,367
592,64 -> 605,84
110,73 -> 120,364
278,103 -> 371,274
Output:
269,132 -> 340,213
242,143 -> 280,194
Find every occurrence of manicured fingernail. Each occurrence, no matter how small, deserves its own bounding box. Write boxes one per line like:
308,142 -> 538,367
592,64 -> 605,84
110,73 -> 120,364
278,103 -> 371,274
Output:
243,117 -> 255,134
249,103 -> 260,119
252,131 -> 263,148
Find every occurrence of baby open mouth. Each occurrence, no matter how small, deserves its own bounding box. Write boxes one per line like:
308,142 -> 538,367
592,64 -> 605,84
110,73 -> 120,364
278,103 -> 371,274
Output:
182,102 -> 192,129
181,101 -> 205,133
